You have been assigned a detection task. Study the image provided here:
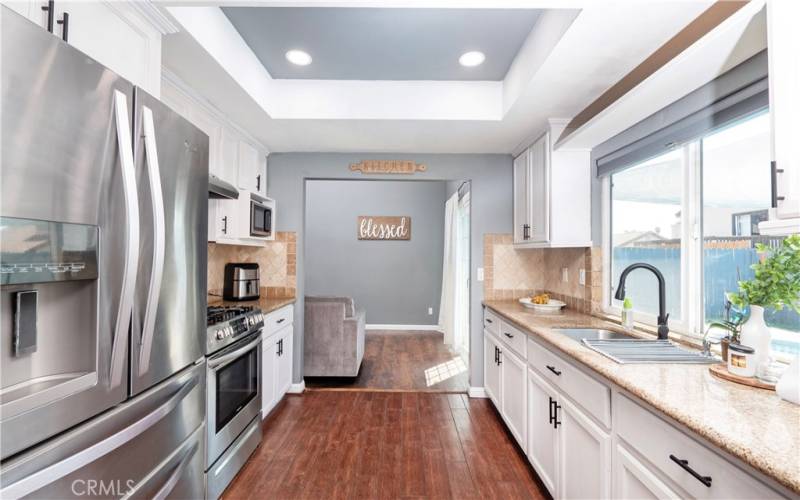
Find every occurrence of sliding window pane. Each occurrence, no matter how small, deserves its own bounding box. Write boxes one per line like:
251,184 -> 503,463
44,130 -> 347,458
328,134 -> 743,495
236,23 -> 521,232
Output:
701,112 -> 799,354
611,149 -> 683,320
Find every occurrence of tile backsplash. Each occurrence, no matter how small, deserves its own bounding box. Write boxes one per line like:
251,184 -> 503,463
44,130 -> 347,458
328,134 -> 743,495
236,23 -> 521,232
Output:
208,232 -> 297,299
484,234 -> 602,313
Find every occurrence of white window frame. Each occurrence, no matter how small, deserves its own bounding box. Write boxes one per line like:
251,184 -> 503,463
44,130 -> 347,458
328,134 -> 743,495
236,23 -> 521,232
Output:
602,142 -> 705,339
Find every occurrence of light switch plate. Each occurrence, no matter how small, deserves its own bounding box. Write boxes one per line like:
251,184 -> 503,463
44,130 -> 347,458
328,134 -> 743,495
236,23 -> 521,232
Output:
579,269 -> 586,286
477,267 -> 484,282
428,307 -> 433,315
561,267 -> 569,282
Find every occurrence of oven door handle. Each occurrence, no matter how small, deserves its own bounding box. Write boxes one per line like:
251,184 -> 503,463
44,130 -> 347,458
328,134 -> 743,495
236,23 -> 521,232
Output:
208,336 -> 262,370
138,105 -> 166,376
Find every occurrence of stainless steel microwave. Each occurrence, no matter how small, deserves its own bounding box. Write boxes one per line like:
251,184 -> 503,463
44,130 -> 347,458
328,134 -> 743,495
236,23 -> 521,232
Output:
250,199 -> 272,238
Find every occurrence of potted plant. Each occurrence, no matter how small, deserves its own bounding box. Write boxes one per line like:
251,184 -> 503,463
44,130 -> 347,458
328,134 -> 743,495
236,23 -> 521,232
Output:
727,235 -> 800,368
705,318 -> 742,362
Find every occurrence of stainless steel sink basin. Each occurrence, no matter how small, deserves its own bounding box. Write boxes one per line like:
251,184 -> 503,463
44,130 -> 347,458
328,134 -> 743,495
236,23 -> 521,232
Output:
552,328 -> 634,342
553,328 -> 716,364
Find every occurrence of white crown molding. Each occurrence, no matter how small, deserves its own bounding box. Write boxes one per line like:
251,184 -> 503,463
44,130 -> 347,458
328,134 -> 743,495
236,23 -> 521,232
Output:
126,1 -> 180,35
161,67 -> 269,152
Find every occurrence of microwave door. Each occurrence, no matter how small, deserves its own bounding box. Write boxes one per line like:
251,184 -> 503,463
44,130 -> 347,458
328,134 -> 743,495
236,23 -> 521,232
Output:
0,8 -> 134,459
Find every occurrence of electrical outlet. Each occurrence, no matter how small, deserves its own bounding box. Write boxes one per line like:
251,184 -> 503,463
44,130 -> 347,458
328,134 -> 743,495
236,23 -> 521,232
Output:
428,307 -> 433,315
561,267 -> 569,283
477,267 -> 484,282
579,268 -> 586,286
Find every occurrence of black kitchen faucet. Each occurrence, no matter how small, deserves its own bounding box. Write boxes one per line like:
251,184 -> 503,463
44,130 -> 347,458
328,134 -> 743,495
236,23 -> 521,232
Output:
614,263 -> 670,340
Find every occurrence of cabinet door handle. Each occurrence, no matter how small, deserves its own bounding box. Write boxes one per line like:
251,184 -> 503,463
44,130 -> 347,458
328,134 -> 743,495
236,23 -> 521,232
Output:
504,332 -> 514,339
669,455 -> 712,487
548,397 -> 554,424
497,349 -> 502,365
42,0 -> 54,33
553,402 -> 561,429
523,224 -> 530,240
546,365 -> 561,376
771,161 -> 786,208
493,346 -> 498,364
57,11 -> 69,42
256,174 -> 261,192
221,216 -> 228,234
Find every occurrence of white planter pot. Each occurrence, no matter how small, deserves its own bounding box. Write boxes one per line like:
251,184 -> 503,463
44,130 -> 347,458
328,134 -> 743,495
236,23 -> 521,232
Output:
738,305 -> 772,369
776,356 -> 800,405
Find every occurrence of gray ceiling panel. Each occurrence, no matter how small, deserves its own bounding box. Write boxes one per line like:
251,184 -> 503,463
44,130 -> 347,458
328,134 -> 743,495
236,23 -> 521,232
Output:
222,7 -> 541,81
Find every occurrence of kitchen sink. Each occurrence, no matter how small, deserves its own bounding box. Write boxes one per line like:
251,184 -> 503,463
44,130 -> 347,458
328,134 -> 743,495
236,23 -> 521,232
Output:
552,328 -> 634,342
553,328 -> 716,364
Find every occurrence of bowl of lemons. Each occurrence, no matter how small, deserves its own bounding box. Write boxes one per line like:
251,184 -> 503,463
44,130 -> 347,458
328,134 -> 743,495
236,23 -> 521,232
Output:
518,293 -> 566,314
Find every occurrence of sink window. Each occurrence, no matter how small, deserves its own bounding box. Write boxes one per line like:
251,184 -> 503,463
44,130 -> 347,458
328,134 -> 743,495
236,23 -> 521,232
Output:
604,110 -> 799,355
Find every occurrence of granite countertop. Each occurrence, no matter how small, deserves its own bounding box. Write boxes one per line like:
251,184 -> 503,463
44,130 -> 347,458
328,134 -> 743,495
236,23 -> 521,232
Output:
208,294 -> 296,315
483,300 -> 800,495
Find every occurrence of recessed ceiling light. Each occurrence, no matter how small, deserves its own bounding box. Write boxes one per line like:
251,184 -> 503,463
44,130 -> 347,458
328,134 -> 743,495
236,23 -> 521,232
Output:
285,49 -> 312,66
459,51 -> 485,67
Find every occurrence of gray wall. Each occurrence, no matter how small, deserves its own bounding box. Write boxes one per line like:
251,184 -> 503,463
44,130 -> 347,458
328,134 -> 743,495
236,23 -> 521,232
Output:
267,153 -> 512,388
305,179 -> 446,324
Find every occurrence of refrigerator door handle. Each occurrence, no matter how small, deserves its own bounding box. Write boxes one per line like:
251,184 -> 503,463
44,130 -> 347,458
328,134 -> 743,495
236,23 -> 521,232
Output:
109,89 -> 139,389
0,372 -> 198,499
151,438 -> 200,500
138,106 -> 166,376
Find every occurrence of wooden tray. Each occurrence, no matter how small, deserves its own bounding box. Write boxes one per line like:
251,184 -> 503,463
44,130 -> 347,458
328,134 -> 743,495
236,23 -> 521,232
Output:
709,363 -> 776,391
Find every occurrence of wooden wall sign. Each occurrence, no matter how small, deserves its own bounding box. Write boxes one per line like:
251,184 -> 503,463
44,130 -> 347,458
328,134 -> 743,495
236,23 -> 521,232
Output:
358,216 -> 411,240
349,160 -> 427,175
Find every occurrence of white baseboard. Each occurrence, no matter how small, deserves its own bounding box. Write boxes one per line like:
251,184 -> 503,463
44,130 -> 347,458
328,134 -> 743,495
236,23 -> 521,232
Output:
468,387 -> 488,398
366,324 -> 442,331
287,380 -> 306,394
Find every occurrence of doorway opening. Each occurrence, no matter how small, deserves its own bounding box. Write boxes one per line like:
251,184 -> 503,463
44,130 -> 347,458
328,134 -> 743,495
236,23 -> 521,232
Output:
302,178 -> 471,393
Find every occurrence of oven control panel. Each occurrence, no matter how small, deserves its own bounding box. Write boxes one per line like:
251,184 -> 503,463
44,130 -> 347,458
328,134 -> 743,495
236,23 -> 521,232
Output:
206,307 -> 264,354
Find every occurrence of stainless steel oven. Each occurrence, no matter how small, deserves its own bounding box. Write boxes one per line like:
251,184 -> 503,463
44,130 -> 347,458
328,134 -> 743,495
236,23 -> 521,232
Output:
250,198 -> 272,238
206,330 -> 262,465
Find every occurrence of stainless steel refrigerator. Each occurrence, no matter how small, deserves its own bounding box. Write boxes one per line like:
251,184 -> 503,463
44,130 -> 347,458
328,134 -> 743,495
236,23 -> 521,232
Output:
0,6 -> 207,498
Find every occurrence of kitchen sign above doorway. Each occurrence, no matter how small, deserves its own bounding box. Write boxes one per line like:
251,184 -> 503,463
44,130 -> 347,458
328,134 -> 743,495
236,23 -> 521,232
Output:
349,160 -> 427,174
358,216 -> 411,241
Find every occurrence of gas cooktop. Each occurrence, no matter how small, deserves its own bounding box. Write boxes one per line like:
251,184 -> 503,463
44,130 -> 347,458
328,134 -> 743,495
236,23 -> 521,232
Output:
206,305 -> 264,354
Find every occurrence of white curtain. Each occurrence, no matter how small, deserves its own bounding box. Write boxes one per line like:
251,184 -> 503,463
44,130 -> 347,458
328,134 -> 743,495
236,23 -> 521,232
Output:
439,193 -> 458,345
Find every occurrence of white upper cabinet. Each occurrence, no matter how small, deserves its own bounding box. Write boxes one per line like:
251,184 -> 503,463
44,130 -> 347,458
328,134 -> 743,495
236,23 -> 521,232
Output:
237,141 -> 267,197
513,120 -> 592,248
762,0 -> 800,232
3,1 -> 166,97
513,152 -> 530,244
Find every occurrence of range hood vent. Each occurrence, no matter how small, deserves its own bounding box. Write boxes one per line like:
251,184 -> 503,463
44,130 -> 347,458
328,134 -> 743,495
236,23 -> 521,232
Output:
209,175 -> 238,200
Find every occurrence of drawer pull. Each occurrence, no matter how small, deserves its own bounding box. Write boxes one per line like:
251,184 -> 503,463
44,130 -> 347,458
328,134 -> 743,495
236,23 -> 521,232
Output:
485,318 -> 493,324
504,332 -> 514,339
669,455 -> 712,487
277,318 -> 285,324
546,365 -> 562,376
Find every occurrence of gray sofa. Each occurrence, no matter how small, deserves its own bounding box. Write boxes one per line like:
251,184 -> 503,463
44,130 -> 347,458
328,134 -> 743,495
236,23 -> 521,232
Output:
303,296 -> 366,377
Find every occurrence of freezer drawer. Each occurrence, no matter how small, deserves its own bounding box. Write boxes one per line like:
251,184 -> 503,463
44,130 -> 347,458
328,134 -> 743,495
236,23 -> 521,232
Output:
0,362 -> 206,499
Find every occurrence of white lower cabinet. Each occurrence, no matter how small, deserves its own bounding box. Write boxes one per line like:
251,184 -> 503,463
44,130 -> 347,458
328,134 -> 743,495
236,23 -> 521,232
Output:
484,331 -> 501,405
614,444 -> 682,500
482,307 -> 787,500
558,396 -> 611,499
527,368 -> 559,497
526,367 -> 610,500
261,306 -> 294,418
500,346 -> 527,449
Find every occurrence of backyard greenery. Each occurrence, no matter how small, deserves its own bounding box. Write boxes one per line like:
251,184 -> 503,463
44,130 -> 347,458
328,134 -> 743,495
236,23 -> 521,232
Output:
728,234 -> 800,314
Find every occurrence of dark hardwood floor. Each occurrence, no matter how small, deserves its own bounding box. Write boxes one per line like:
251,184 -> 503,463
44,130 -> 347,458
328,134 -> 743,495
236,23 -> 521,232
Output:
223,392 -> 549,500
305,330 -> 469,393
